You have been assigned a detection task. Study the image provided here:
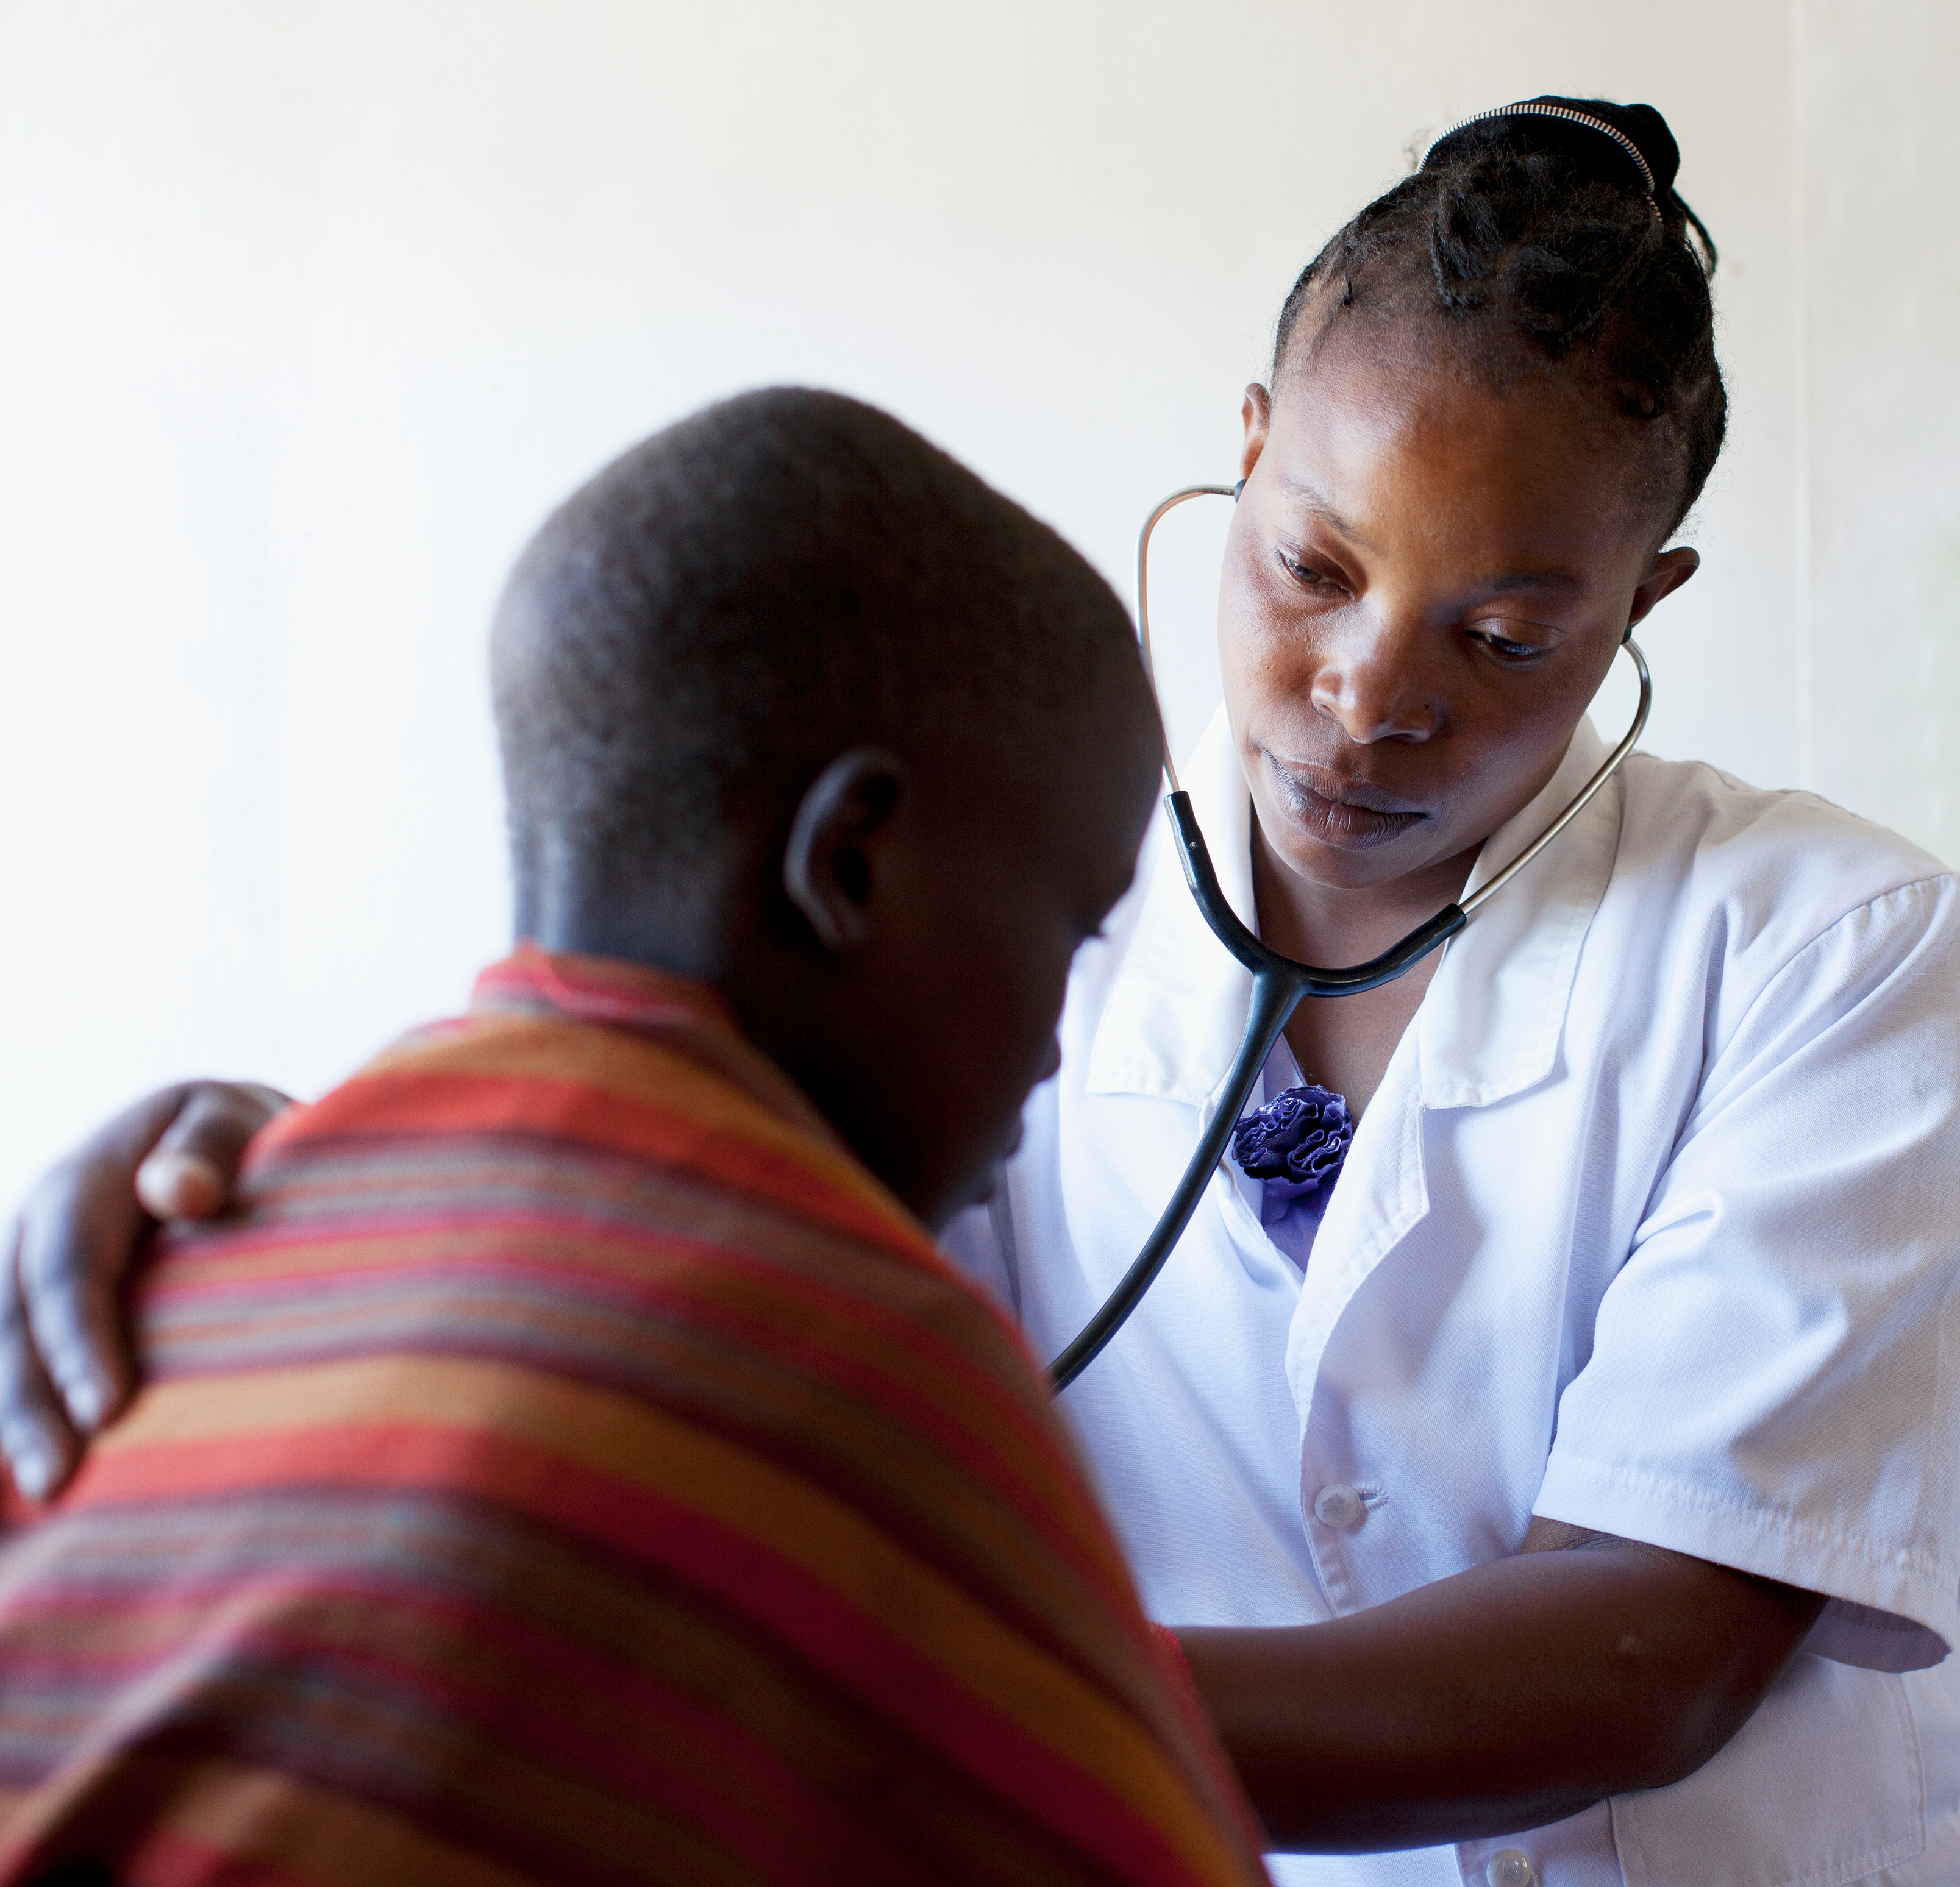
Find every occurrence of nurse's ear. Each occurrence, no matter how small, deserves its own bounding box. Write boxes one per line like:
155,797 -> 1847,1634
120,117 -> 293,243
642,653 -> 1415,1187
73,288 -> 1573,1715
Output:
1626,545 -> 1700,633
1238,383 -> 1274,484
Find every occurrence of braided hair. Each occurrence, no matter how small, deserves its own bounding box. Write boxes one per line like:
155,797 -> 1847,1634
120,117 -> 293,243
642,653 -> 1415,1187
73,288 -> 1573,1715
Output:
1274,98 -> 1725,538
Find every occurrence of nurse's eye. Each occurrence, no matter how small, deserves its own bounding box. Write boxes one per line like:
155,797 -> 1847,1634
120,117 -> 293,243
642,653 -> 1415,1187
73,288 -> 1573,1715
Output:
1468,625 -> 1552,666
1275,549 -> 1347,595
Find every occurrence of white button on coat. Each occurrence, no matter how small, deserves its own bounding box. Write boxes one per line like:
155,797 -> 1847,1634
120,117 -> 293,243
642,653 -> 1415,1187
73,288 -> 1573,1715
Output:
1313,1483 -> 1364,1530
1484,1851 -> 1536,1887
943,709 -> 1960,1885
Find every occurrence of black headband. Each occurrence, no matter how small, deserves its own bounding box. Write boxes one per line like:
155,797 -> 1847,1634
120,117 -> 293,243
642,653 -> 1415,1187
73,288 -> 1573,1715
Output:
1424,100 -> 1664,200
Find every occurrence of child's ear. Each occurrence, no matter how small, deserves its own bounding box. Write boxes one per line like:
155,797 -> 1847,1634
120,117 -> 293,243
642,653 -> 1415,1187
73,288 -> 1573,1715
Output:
782,749 -> 910,952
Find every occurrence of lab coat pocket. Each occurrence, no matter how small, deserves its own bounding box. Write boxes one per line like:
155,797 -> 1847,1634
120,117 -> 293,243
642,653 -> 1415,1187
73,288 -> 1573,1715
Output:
1609,1654 -> 1925,1887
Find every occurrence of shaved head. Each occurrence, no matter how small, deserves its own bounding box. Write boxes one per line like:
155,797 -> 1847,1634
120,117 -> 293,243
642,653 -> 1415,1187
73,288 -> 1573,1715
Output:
485,387 -> 1163,1224
491,387 -> 1152,917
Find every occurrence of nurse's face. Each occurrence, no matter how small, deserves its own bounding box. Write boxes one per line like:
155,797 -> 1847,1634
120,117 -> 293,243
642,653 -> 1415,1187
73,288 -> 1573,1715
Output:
1219,320 -> 1699,895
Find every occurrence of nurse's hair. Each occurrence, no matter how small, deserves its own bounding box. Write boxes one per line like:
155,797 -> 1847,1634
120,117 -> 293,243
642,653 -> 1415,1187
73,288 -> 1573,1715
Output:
1274,96 -> 1725,538
491,386 -> 1147,904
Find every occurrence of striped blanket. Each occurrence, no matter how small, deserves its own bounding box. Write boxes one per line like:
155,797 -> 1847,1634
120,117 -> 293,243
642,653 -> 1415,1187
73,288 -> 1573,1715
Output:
0,947 -> 1267,1886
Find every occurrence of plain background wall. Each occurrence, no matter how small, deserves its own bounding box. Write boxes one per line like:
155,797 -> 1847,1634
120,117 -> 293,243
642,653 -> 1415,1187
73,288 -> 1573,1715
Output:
0,1 -> 1954,1209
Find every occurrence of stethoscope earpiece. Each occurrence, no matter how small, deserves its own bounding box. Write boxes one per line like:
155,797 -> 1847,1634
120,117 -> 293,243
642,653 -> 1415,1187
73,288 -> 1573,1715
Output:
1233,478 -> 1247,501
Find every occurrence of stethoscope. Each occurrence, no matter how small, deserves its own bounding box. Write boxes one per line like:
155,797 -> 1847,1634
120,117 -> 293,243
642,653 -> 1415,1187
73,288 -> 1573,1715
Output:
1046,483 -> 1652,1391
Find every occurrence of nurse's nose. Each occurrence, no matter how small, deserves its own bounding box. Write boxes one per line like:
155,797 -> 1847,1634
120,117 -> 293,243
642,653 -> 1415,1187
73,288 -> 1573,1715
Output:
1309,609 -> 1442,746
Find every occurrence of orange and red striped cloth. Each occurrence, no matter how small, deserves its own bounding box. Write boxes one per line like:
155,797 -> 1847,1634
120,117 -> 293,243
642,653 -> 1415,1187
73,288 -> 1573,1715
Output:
0,948 -> 1269,1886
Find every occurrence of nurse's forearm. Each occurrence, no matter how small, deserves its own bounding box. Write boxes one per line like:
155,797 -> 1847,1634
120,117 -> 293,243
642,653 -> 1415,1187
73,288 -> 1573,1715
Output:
1175,1524 -> 1825,1853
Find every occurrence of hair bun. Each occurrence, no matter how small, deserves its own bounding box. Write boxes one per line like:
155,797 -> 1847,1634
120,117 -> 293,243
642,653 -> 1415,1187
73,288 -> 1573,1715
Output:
1602,101 -> 1680,196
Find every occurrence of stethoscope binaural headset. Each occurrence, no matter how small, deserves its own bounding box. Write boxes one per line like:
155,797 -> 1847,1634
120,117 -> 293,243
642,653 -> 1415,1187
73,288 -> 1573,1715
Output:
1046,482 -> 1651,1391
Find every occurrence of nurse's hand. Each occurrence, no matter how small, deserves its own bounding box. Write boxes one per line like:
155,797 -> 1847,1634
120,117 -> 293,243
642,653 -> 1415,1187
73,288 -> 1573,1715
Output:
0,1080 -> 288,1499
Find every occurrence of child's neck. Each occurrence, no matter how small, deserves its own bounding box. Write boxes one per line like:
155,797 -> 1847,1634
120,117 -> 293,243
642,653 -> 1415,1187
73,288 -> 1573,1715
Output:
517,869 -> 739,991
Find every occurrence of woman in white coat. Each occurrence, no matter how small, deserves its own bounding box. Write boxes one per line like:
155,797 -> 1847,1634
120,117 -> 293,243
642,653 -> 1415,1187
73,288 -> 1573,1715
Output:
930,96 -> 1960,1885
7,98 -> 1960,1885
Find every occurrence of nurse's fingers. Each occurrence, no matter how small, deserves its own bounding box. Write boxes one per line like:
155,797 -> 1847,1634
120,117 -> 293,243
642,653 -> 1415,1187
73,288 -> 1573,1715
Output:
135,1082 -> 288,1221
9,1086 -> 194,1451
4,1082 -> 290,1478
0,1208 -> 79,1501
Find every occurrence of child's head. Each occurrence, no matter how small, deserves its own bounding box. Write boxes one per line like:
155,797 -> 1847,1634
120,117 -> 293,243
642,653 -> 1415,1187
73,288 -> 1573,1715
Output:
491,388 -> 1161,1228
1221,98 -> 1717,899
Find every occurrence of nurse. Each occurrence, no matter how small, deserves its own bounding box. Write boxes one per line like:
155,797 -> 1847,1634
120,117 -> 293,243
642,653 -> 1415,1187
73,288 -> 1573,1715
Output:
7,97 -> 1960,1885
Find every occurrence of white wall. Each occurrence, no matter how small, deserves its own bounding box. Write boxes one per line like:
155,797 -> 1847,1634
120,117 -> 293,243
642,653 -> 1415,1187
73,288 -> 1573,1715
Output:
1797,0 -> 1960,839
0,1 -> 1953,1208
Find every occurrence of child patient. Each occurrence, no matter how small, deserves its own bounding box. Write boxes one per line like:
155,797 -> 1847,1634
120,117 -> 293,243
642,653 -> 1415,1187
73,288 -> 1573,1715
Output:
0,391 -> 1267,1886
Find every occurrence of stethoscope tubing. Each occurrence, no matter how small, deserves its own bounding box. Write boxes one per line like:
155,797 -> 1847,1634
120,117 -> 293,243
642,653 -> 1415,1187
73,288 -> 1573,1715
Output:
1046,485 -> 1652,1391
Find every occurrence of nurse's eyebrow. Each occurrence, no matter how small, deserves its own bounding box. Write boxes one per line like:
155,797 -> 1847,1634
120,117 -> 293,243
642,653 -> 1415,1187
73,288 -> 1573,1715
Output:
1474,568 -> 1586,597
1274,477 -> 1586,597
1275,477 -> 1374,549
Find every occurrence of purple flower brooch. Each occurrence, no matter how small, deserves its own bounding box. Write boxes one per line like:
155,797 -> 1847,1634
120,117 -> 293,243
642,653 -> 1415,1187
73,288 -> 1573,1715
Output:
1230,1081 -> 1354,1216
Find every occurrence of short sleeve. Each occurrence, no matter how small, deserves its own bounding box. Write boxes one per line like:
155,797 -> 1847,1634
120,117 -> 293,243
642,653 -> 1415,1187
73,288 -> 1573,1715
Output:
1536,875 -> 1960,1669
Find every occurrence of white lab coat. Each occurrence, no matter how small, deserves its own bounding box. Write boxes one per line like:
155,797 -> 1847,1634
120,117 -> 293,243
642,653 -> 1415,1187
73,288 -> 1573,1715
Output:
944,709 -> 1960,1887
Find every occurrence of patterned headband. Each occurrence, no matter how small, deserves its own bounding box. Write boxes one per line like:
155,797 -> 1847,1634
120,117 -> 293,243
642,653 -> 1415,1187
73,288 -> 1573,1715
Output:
1425,101 -> 1656,199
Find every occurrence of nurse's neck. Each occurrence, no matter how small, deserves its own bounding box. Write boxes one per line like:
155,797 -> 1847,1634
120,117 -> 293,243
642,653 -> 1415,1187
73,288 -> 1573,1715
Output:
1249,825 -> 1482,1117
1249,820 -> 1483,970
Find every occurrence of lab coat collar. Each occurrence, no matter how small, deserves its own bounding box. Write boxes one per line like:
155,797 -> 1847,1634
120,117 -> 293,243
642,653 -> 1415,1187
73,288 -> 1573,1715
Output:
1418,715 -> 1619,1109
1085,708 -> 1622,1114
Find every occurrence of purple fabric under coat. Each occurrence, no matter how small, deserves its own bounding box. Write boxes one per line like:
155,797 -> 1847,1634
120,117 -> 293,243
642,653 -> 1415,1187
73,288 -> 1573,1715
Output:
1230,1079 -> 1354,1233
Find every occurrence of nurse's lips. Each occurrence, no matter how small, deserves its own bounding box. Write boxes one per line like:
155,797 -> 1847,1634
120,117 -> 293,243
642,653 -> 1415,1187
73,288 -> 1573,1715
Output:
1264,755 -> 1428,849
